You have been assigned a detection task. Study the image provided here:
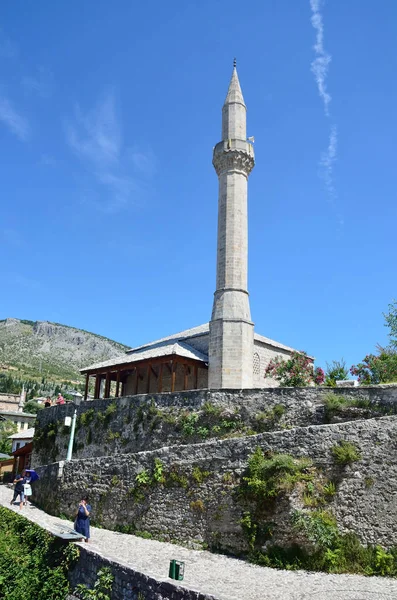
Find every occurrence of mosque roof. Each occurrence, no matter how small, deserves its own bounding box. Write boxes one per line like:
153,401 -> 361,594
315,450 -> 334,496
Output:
128,323 -> 298,355
81,340 -> 208,373
81,323 -> 301,373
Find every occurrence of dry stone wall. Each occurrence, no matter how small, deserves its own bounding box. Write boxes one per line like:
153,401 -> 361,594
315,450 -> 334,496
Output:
32,386 -> 397,466
33,416 -> 397,554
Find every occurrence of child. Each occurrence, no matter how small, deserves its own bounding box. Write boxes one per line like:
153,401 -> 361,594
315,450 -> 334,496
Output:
23,475 -> 32,506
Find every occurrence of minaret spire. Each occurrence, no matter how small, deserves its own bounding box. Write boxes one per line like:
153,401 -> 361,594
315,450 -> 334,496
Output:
208,64 -> 255,389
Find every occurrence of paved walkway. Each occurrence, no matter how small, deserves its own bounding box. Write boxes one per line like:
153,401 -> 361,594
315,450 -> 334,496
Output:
1,485 -> 397,600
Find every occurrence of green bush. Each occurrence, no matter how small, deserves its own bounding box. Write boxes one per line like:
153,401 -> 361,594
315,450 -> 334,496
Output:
239,448 -> 313,503
0,507 -> 79,599
75,567 -> 114,600
331,441 -> 361,465
324,360 -> 349,387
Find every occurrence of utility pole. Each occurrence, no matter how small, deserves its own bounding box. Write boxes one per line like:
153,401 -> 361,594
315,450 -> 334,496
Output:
66,407 -> 77,461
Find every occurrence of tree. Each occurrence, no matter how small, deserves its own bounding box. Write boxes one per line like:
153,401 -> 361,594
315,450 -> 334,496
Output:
23,400 -> 43,415
324,359 -> 349,387
0,420 -> 17,455
350,350 -> 397,384
265,351 -> 325,387
384,300 -> 397,349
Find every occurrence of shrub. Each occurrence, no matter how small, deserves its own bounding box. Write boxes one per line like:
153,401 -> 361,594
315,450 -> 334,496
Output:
0,507 -> 79,599
265,351 -> 324,387
331,441 -> 361,465
190,499 -> 205,512
350,351 -> 397,385
240,448 -> 313,503
75,567 -> 114,600
324,360 -> 349,387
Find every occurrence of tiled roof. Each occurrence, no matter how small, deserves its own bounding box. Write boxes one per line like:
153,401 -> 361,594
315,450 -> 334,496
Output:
128,323 -> 298,354
81,322 -> 302,373
9,427 -> 35,440
81,341 -> 208,372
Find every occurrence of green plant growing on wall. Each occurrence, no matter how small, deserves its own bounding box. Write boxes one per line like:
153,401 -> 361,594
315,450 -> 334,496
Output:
153,458 -> 165,484
191,466 -> 210,484
239,448 -> 314,504
110,475 -> 120,487
135,469 -> 151,485
75,567 -> 114,600
331,441 -> 361,465
190,499 -> 205,512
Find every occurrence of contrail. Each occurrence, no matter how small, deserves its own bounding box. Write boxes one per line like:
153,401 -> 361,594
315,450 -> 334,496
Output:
320,124 -> 337,198
310,0 -> 331,116
310,0 -> 340,220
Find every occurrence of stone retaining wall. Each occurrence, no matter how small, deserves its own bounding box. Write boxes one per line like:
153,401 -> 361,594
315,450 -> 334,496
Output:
32,386 -> 397,465
33,416 -> 397,553
69,548 -> 213,600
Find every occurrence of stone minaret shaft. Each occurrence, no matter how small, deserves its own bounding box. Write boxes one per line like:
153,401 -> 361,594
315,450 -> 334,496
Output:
208,65 -> 255,389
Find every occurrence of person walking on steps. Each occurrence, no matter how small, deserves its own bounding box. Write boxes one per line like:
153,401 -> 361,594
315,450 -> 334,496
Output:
10,470 -> 26,510
74,495 -> 91,542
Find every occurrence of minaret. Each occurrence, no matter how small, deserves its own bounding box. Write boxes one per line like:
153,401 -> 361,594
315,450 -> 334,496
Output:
208,61 -> 255,389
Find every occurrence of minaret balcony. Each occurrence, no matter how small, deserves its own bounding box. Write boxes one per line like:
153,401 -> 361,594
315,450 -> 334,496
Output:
212,139 -> 255,176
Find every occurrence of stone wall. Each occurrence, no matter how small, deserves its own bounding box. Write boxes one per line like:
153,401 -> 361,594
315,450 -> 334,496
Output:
32,386 -> 397,466
69,548 -> 212,600
0,392 -> 20,411
33,416 -> 397,553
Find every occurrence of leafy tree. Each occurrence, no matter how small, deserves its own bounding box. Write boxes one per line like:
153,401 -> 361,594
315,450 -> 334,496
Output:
265,351 -> 324,387
350,350 -> 397,384
23,400 -> 43,415
0,420 -> 17,454
384,300 -> 397,349
324,359 -> 349,387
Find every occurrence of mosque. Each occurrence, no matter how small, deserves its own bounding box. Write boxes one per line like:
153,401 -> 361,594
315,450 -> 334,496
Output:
81,64 -> 300,399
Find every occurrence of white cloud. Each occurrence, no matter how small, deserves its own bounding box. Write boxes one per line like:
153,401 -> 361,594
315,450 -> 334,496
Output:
320,125 -> 337,198
309,1 -> 341,225
67,92 -> 121,166
66,91 -> 154,212
310,0 -> 332,117
0,97 -> 29,140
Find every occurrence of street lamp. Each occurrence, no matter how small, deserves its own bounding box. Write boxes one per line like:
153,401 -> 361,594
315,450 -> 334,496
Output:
64,398 -> 82,461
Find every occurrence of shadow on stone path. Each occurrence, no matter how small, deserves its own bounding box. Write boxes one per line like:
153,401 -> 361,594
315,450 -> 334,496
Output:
1,485 -> 397,599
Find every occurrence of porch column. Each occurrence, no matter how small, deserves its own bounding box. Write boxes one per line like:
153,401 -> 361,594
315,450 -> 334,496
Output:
115,369 -> 121,398
105,372 -> 111,398
183,364 -> 189,391
84,373 -> 89,401
157,363 -> 163,393
171,361 -> 176,393
146,363 -> 151,394
135,367 -> 139,395
94,375 -> 101,399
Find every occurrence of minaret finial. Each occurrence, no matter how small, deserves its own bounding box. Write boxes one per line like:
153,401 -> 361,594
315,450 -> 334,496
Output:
233,57 -> 237,68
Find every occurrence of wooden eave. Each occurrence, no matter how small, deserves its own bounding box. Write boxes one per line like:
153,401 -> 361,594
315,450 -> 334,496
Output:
81,353 -> 208,377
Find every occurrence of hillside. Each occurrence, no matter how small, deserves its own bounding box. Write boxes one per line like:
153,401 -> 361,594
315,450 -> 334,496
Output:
0,318 -> 129,388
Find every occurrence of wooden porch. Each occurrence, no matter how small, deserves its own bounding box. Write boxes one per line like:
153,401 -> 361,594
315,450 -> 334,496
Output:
81,354 -> 208,400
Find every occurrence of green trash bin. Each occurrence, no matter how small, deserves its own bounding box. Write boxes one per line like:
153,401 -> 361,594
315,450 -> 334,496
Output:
169,559 -> 185,580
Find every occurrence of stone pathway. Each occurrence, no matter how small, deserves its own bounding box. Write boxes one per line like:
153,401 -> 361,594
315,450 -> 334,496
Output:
1,484 -> 397,600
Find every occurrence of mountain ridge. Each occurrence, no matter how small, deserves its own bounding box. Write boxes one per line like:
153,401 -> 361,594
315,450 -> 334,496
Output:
0,317 -> 129,383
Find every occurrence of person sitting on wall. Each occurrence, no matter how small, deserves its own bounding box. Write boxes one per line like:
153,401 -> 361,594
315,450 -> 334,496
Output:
44,396 -> 52,408
74,495 -> 91,543
10,470 -> 27,510
56,393 -> 65,405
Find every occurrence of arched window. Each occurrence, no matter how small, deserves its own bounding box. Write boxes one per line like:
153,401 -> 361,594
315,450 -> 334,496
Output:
253,352 -> 260,375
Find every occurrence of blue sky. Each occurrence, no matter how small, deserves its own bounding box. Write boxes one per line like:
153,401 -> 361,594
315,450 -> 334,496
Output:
1,0 -> 396,372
